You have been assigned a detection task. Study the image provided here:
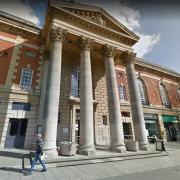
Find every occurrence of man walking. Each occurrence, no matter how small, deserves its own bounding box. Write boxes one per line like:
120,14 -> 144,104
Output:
27,133 -> 47,175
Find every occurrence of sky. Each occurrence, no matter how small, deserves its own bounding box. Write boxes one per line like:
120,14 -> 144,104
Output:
0,0 -> 179,73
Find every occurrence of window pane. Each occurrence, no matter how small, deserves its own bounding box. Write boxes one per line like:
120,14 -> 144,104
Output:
20,68 -> 33,88
71,64 -> 80,97
137,79 -> 149,105
159,84 -> 171,108
119,86 -> 126,101
12,102 -> 31,111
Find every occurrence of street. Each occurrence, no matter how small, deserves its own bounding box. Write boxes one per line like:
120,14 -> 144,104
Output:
0,144 -> 180,180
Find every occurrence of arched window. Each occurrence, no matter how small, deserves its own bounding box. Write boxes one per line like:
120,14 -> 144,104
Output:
137,78 -> 149,106
159,83 -> 171,108
71,64 -> 80,97
178,87 -> 180,96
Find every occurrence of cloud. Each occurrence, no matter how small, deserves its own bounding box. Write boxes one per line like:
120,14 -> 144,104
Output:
112,3 -> 161,58
0,0 -> 40,26
76,0 -> 161,58
133,33 -> 161,58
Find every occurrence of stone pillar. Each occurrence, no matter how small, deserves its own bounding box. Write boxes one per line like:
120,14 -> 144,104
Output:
43,26 -> 67,156
78,36 -> 95,156
103,45 -> 126,152
122,51 -> 148,150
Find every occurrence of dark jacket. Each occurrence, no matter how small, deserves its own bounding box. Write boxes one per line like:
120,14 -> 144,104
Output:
36,137 -> 43,154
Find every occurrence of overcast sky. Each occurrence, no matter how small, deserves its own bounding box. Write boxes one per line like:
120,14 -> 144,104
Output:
0,0 -> 179,73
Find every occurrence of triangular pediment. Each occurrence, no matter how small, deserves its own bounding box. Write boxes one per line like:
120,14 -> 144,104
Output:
49,0 -> 139,42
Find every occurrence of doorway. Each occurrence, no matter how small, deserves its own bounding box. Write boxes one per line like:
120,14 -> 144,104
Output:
4,118 -> 28,149
74,109 -> 80,144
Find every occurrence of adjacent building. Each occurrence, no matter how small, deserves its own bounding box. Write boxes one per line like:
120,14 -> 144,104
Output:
0,1 -> 179,155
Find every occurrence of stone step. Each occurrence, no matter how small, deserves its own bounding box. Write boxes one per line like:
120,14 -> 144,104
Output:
46,151 -> 168,168
22,150 -> 168,170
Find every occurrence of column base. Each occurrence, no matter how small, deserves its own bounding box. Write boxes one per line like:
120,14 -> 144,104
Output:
78,145 -> 96,156
139,143 -> 148,151
43,148 -> 58,159
110,145 -> 126,153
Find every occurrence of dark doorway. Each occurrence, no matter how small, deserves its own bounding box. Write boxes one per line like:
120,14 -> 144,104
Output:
4,118 -> 28,149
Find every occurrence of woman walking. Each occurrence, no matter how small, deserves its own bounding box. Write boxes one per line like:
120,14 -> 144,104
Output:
27,133 -> 47,175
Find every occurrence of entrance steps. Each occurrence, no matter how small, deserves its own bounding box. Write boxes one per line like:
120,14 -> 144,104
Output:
43,150 -> 168,168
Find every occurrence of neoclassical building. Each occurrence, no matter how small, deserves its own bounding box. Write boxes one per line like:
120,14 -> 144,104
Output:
0,1 -> 180,156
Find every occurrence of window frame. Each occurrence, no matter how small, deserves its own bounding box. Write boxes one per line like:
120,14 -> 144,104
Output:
71,63 -> 80,98
20,68 -> 33,88
159,83 -> 171,108
137,78 -> 149,106
119,85 -> 126,101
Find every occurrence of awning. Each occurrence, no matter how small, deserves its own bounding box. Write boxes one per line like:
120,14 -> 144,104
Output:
162,115 -> 178,123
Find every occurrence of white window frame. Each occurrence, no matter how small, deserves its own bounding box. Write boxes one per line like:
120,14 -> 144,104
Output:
137,78 -> 149,106
25,51 -> 36,58
20,68 -> 33,88
119,85 -> 126,101
159,83 -> 171,108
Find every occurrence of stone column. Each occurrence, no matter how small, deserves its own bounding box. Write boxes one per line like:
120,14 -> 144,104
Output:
43,26 -> 67,156
78,36 -> 95,156
103,45 -> 126,152
122,51 -> 148,150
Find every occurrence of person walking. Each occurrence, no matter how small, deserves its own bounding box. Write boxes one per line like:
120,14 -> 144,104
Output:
27,133 -> 47,175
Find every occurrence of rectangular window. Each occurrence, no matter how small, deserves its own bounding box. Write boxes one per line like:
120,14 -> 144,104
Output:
119,86 -> 126,101
12,102 -> 31,111
25,51 -> 36,58
20,68 -> 33,88
102,115 -> 108,125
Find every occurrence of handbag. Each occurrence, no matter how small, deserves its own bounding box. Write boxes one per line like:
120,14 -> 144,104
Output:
40,153 -> 45,161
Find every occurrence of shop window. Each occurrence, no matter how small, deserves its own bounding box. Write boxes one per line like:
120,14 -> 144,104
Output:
102,115 -> 108,125
71,63 -> 80,97
119,86 -> 126,101
20,68 -> 33,88
137,78 -> 149,106
159,83 -> 171,108
25,51 -> 36,58
12,102 -> 31,111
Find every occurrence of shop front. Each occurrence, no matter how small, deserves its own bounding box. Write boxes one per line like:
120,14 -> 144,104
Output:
144,114 -> 160,142
162,115 -> 180,141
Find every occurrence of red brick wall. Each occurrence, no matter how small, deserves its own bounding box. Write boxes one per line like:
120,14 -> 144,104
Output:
0,39 -> 15,85
164,82 -> 180,108
141,76 -> 162,106
116,66 -> 129,101
115,66 -> 180,108
13,45 -> 41,88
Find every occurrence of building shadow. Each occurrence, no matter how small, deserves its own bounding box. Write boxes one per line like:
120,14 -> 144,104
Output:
0,150 -> 24,159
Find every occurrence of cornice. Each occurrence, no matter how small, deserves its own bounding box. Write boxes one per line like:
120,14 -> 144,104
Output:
135,58 -> 180,80
0,11 -> 41,34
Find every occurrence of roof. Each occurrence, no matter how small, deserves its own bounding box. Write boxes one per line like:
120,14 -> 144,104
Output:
0,11 -> 41,33
135,57 -> 180,78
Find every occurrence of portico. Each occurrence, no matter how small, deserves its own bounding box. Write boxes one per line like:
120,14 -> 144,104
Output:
41,1 -> 148,156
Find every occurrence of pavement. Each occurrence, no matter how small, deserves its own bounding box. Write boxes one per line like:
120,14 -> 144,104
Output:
0,143 -> 180,180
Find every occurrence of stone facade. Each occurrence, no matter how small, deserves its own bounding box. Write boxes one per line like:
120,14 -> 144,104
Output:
0,2 -> 180,154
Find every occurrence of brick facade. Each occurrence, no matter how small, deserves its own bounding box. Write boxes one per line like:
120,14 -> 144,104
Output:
0,8 -> 180,150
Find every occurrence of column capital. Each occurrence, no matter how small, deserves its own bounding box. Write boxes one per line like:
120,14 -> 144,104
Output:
79,36 -> 94,50
121,51 -> 136,65
49,26 -> 67,42
101,44 -> 117,57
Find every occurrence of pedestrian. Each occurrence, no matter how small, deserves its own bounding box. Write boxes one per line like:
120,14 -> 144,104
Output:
27,133 -> 47,175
